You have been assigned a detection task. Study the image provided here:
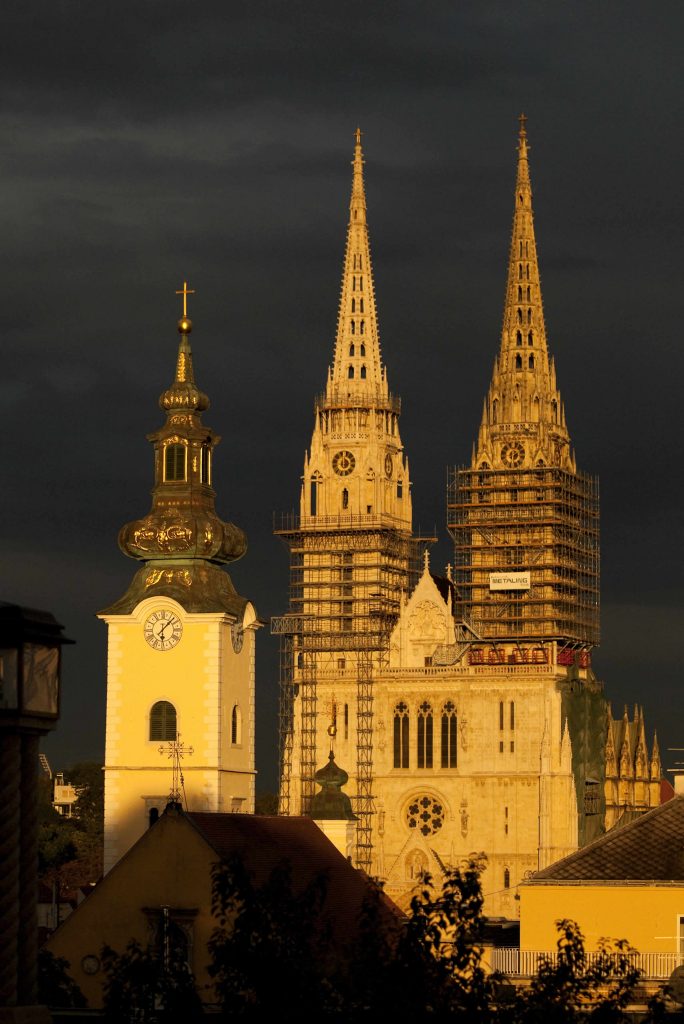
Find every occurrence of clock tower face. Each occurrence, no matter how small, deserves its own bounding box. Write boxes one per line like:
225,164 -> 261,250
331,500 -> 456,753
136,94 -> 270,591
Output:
143,609 -> 183,651
332,450 -> 355,476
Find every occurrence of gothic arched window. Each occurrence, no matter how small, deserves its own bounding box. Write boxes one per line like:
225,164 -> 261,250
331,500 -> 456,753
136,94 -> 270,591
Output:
528,330 -> 534,346
515,354 -> 522,370
360,365 -> 367,379
360,343 -> 366,357
529,354 -> 535,369
342,488 -> 349,510
516,330 -> 522,346
441,701 -> 457,768
350,320 -> 355,335
360,320 -> 365,335
149,700 -> 177,741
393,701 -> 409,768
231,705 -> 242,745
417,701 -> 433,769
348,365 -> 354,379
504,867 -> 511,889
349,343 -> 355,356
164,444 -> 186,482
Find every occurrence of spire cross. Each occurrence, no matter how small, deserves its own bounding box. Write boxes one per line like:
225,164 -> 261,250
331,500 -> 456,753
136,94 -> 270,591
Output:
158,734 -> 194,805
518,112 -> 528,138
175,280 -> 195,318
355,126 -> 362,146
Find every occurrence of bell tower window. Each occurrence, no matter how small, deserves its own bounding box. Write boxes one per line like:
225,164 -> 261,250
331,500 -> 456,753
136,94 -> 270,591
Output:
164,444 -> 186,482
149,700 -> 177,742
200,445 -> 211,484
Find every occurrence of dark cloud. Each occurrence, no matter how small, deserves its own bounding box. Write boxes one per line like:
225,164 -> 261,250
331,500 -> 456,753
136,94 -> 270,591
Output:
1,1 -> 681,787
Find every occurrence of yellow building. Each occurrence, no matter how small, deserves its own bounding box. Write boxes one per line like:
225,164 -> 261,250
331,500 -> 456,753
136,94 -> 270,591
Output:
276,123 -> 660,915
47,806 -> 402,1009
100,293 -> 260,873
515,796 -> 684,981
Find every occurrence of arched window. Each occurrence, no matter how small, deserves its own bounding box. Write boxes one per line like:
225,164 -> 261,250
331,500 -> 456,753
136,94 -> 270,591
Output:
441,701 -> 457,768
529,354 -> 535,369
517,286 -> 522,301
515,354 -> 522,370
504,867 -> 511,889
359,298 -> 364,312
393,701 -> 409,768
310,471 -> 322,516
397,478 -> 403,499
516,330 -> 522,346
348,365 -> 354,379
526,286 -> 531,300
528,330 -> 533,346
417,702 -> 433,769
351,299 -> 355,312
527,308 -> 532,324
342,488 -> 349,510
360,320 -> 365,335
149,700 -> 177,741
349,343 -> 355,356
518,263 -> 523,279
360,343 -> 365,356
350,320 -> 355,334
231,705 -> 242,745
360,365 -> 367,379
164,444 -> 186,482
517,308 -> 522,324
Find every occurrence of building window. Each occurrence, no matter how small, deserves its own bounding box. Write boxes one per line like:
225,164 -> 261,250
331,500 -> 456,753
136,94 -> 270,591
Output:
349,343 -> 355,355
360,320 -> 365,335
516,330 -> 522,346
200,444 -> 211,484
504,867 -> 510,889
348,365 -> 354,379
417,702 -> 433,769
406,794 -> 444,837
342,488 -> 349,510
231,705 -> 242,745
164,444 -> 186,482
397,479 -> 403,499
441,701 -> 457,768
529,354 -> 535,369
360,343 -> 366,356
344,703 -> 349,740
584,779 -> 601,816
150,700 -> 177,741
393,701 -> 409,768
515,354 -> 522,370
360,365 -> 367,379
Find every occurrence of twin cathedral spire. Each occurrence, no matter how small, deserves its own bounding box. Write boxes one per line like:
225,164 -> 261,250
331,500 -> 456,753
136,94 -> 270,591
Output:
475,115 -> 573,473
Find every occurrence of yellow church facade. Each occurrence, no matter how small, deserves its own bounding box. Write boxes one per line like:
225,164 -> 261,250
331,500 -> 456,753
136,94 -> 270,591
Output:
101,297 -> 260,873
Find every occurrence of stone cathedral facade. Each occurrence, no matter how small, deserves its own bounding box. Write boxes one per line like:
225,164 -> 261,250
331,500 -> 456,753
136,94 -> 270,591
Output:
276,123 -> 661,913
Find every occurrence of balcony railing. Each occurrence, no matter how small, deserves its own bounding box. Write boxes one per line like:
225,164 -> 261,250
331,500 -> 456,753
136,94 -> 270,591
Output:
490,948 -> 683,980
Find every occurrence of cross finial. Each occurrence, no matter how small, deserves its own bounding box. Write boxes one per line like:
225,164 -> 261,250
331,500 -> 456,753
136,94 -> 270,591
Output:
159,733 -> 194,806
175,280 -> 195,318
355,126 -> 362,147
423,547 -> 430,573
518,112 -> 528,138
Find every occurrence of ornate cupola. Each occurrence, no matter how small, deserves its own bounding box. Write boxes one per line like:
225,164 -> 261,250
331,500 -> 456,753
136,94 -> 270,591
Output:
105,284 -> 247,615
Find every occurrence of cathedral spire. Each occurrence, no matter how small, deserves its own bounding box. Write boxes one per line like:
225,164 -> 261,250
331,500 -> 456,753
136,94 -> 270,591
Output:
474,115 -> 574,473
330,128 -> 386,397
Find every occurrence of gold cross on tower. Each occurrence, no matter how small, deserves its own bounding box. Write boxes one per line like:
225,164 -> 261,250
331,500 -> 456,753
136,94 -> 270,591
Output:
175,280 -> 195,318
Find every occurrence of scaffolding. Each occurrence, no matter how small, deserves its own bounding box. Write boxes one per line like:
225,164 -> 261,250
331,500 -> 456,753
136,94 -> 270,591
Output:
272,512 -> 429,873
447,465 -> 599,648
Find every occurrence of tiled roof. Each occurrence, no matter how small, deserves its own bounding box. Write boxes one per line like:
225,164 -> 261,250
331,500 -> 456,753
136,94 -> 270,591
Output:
187,813 -> 403,939
530,796 -> 684,881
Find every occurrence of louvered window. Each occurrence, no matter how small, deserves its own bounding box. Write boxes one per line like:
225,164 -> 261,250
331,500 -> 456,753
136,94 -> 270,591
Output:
149,700 -> 177,741
164,444 -> 186,482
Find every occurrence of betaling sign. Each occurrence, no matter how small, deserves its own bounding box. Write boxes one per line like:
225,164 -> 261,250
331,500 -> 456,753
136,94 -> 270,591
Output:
489,571 -> 530,591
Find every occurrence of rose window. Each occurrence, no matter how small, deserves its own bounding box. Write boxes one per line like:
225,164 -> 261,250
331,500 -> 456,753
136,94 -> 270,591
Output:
406,795 -> 444,836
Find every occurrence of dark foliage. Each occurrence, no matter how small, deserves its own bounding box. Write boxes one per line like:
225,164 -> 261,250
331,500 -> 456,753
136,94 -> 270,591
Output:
101,939 -> 203,1023
37,948 -> 86,1009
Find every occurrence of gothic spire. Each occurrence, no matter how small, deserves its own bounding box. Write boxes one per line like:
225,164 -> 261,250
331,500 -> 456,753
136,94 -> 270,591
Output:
474,116 -> 574,472
330,129 -> 386,396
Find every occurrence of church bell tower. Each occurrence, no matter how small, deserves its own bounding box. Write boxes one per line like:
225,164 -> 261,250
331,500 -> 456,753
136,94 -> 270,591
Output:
448,117 -> 599,652
100,287 -> 259,872
273,132 -> 414,872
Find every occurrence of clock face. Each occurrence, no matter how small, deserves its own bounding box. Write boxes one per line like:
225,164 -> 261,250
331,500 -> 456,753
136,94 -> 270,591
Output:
501,441 -> 525,468
231,621 -> 244,653
332,450 -> 355,476
385,453 -> 393,478
144,609 -> 183,652
81,955 -> 100,976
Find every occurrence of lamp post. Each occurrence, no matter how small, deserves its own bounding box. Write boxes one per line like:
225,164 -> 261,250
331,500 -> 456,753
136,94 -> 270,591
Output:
0,602 -> 72,1023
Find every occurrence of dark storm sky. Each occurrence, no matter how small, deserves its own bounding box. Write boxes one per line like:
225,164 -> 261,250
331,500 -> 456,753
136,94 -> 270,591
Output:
4,2 -> 682,790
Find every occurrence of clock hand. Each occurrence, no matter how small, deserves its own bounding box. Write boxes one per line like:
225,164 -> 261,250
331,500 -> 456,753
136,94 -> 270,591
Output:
158,623 -> 167,641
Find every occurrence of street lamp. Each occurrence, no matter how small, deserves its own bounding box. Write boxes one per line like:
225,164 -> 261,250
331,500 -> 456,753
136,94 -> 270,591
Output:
0,602 -> 72,1021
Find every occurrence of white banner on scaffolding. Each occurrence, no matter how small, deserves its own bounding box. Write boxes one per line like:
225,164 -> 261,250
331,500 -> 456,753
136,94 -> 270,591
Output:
489,571 -> 530,591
